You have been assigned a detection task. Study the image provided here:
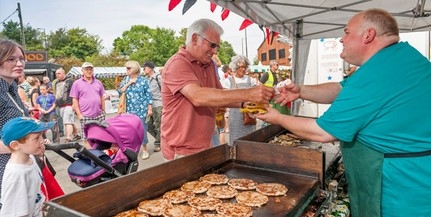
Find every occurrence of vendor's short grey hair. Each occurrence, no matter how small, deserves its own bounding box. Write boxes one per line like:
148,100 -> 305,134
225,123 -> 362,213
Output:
229,55 -> 250,71
186,19 -> 224,45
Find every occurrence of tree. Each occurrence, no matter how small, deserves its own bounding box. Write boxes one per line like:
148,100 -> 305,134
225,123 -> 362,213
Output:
113,25 -> 181,66
48,27 -> 102,60
1,20 -> 43,50
217,41 -> 236,65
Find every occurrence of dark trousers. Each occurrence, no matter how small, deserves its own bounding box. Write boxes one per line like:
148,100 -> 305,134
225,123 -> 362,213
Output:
147,106 -> 162,147
55,107 -> 64,135
40,113 -> 60,143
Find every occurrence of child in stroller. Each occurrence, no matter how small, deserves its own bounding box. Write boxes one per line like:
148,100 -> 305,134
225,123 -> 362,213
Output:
47,113 -> 144,188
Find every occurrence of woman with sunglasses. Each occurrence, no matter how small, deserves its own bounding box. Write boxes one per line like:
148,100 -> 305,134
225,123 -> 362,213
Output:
118,60 -> 153,160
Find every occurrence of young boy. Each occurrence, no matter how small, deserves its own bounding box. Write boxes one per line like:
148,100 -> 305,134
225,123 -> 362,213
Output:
0,117 -> 55,217
36,83 -> 59,143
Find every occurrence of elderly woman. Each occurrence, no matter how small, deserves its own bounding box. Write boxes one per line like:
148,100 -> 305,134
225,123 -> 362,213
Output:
221,55 -> 258,145
118,61 -> 153,159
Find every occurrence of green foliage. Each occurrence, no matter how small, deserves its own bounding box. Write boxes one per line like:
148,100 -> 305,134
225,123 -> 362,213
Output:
99,78 -> 116,90
1,21 -> 237,68
1,20 -> 44,50
86,53 -> 128,67
218,41 -> 236,65
113,25 -> 181,66
1,21 -> 22,43
48,28 -> 102,60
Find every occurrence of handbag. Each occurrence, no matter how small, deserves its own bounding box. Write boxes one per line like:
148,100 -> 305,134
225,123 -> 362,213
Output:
118,92 -> 127,114
243,112 -> 257,125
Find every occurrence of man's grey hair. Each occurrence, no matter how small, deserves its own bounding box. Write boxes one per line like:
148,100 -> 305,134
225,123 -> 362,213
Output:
186,19 -> 224,45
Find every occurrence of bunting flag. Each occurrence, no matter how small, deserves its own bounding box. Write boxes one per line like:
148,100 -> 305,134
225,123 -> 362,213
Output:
168,0 -> 182,11
239,19 -> 253,30
266,28 -> 271,44
270,32 -> 279,44
265,28 -> 279,45
221,8 -> 230,20
182,0 -> 197,15
210,2 -> 217,12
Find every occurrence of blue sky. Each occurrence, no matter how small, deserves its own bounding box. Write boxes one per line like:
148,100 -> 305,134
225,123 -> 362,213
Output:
0,0 -> 264,61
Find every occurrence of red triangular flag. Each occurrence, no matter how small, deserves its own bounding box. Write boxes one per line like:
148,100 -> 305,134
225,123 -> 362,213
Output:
270,32 -> 279,45
221,8 -> 230,20
239,19 -> 253,30
210,2 -> 217,12
266,28 -> 271,44
168,0 -> 182,11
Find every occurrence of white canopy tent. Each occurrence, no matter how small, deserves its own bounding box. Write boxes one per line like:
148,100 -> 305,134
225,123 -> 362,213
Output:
209,0 -> 431,113
68,67 -> 127,78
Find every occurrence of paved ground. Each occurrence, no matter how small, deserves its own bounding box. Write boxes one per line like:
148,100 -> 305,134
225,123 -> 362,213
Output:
44,114 -> 231,194
44,114 -> 166,194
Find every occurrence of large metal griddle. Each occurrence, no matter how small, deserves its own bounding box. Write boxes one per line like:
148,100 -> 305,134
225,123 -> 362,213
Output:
44,126 -> 325,217
235,124 -> 342,187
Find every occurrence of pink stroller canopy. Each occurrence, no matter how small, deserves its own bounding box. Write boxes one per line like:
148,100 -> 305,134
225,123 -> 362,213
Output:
84,113 -> 144,152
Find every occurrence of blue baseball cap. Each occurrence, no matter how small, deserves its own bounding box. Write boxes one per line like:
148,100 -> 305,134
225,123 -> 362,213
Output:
1,117 -> 55,146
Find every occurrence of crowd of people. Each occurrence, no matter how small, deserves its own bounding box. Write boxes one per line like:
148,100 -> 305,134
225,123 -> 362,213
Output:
1,7 -> 431,217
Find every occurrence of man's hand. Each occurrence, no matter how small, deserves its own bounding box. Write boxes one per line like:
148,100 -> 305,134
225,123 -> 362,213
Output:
248,84 -> 275,104
274,83 -> 300,106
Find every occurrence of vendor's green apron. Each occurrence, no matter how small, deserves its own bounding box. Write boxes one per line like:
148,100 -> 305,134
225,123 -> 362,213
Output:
342,140 -> 431,217
341,139 -> 383,217
270,100 -> 290,115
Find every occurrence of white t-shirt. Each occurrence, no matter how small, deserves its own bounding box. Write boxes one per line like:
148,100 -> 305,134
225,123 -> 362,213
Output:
1,155 -> 45,217
221,75 -> 258,89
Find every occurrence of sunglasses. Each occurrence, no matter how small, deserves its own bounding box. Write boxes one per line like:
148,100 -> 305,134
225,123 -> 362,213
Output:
197,34 -> 220,49
126,67 -> 131,70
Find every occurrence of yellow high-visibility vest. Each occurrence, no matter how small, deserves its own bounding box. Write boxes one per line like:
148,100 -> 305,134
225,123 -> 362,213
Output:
264,71 -> 275,87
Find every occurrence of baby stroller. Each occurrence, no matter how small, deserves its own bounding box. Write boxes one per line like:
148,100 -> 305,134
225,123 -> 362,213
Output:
46,113 -> 144,188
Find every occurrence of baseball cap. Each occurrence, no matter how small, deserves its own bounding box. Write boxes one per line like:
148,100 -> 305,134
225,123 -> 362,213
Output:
81,62 -> 94,68
142,61 -> 155,69
1,117 -> 55,146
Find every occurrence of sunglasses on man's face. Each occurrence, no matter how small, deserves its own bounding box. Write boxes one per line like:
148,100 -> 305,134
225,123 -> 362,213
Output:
198,34 -> 220,49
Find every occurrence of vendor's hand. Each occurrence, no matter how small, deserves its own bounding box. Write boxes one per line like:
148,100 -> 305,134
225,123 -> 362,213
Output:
254,105 -> 282,125
249,84 -> 274,103
274,83 -> 300,106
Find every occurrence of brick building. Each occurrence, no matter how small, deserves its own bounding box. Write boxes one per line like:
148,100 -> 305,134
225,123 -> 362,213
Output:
257,37 -> 292,66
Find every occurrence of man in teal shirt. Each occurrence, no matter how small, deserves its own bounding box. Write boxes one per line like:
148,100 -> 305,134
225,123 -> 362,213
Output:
257,9 -> 431,217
